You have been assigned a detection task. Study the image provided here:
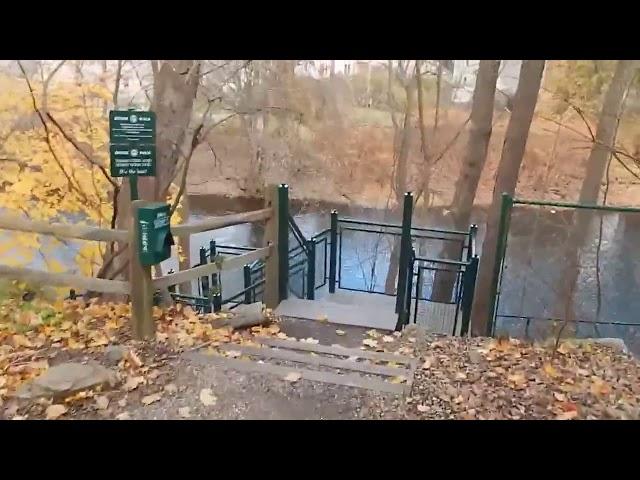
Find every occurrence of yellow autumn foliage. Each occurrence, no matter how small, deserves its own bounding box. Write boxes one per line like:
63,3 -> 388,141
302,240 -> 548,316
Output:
0,73 -> 114,276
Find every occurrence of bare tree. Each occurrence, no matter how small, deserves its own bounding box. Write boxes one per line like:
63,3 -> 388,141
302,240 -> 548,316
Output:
384,61 -> 416,294
431,60 -> 501,302
471,60 -> 546,336
554,60 -> 639,330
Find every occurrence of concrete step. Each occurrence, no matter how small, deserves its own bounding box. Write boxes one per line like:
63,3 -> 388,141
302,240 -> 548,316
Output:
274,297 -> 397,331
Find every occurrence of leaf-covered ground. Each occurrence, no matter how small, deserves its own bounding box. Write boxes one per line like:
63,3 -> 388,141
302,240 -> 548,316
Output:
367,331 -> 640,420
2,290 -> 640,420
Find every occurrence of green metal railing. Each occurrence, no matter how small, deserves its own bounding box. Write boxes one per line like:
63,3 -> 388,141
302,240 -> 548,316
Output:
488,193 -> 640,345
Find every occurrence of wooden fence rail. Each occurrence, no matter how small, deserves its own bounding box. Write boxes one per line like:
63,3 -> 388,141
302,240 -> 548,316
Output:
0,265 -> 130,294
171,208 -> 272,236
153,247 -> 270,290
0,185 -> 282,341
0,215 -> 128,242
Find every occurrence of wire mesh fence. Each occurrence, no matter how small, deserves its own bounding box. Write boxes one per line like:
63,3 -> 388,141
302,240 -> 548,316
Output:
493,196 -> 640,354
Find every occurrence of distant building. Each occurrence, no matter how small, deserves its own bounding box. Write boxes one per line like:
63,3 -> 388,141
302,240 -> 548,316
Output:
295,60 -> 357,79
447,60 -> 522,106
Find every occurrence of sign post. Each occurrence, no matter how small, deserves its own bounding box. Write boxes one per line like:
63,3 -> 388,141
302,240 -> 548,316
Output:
109,109 -> 158,338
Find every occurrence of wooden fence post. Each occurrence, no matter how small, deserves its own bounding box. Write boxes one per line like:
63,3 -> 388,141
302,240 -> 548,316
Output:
264,184 -> 280,309
130,200 -> 155,339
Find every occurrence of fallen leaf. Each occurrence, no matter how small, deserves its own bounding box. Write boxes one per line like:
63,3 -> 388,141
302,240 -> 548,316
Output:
300,337 -> 319,345
421,358 -> 433,370
178,407 -> 191,418
366,329 -> 381,338
88,335 -> 109,348
11,334 -> 32,348
553,392 -> 567,402
225,350 -> 241,358
118,398 -> 127,408
363,339 -> 378,348
507,373 -> 526,385
116,412 -> 131,420
543,363 -> 559,378
283,372 -> 302,382
276,332 -> 289,339
382,335 -> 395,343
199,388 -> 217,406
590,379 -> 611,396
45,404 -> 68,420
317,315 -> 329,324
123,376 -> 145,391
126,350 -> 143,368
95,396 -> 110,410
390,376 -> 407,384
408,337 -> 416,343
66,338 -> 85,350
335,329 -> 346,336
417,405 -> 429,413
164,383 -> 178,394
141,393 -> 162,406
556,410 -> 578,420
347,356 -> 359,362
455,372 -> 468,380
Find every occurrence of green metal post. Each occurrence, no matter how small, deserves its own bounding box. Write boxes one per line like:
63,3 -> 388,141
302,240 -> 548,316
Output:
305,239 -> 316,300
129,175 -> 139,201
486,193 -> 513,336
466,224 -> 478,261
460,255 -> 479,336
212,292 -> 222,313
199,247 -> 211,313
395,192 -> 414,315
278,184 -> 289,302
328,210 -> 338,293
243,265 -> 252,304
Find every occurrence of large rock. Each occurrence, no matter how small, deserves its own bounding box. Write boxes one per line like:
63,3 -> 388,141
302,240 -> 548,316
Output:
14,362 -> 118,400
585,338 -> 630,355
104,345 -> 127,365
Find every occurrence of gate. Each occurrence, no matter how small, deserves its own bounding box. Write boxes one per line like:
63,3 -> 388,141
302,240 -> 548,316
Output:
489,194 -> 640,353
327,192 -> 479,334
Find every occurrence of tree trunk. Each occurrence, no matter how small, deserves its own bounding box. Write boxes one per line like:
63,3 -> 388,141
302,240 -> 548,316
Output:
106,61 -> 200,282
177,194 -> 193,295
471,60 -> 546,336
430,60 -> 501,302
555,60 -> 638,325
384,79 -> 415,294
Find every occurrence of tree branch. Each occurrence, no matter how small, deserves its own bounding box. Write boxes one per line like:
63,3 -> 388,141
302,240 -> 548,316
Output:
17,60 -> 92,207
45,112 -> 117,189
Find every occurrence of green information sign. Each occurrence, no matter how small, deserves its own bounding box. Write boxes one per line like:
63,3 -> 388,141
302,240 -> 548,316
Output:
110,145 -> 156,177
109,110 -> 156,143
109,110 -> 156,179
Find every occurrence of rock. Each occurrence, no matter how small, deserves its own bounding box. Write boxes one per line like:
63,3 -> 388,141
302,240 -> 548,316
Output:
104,345 -> 127,365
591,338 -> 630,355
468,349 -> 484,364
13,362 -> 118,400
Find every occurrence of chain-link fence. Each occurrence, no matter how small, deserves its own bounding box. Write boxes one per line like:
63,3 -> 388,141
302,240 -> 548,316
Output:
491,195 -> 640,354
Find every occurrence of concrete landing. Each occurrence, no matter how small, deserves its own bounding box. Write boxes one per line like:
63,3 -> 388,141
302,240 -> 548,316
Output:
275,294 -> 398,331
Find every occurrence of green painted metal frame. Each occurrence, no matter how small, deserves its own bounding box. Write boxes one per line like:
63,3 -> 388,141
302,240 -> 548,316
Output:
394,192 -> 414,329
278,184 -> 289,302
486,193 -> 514,336
328,210 -> 338,293
487,194 -> 640,337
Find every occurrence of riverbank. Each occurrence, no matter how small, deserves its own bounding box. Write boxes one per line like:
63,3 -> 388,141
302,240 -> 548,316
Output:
187,111 -> 640,211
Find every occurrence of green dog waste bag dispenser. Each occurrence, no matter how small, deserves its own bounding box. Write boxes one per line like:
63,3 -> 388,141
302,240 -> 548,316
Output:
137,203 -> 175,266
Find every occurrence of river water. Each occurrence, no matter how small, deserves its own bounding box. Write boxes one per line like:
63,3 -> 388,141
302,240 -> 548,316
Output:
4,194 -> 640,353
